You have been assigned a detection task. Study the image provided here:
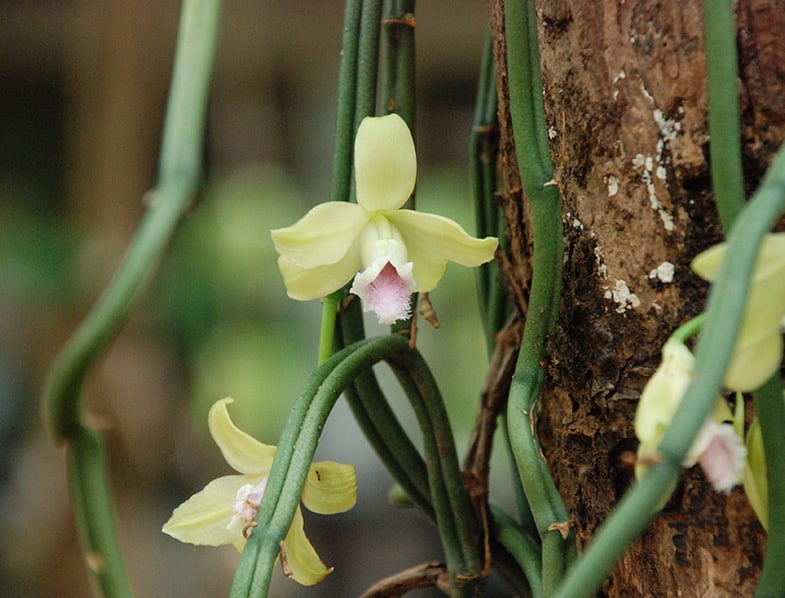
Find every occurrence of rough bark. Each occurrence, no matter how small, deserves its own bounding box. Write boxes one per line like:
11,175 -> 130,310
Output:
491,1 -> 785,595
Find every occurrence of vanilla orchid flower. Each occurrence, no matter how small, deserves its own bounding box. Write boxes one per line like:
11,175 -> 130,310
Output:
692,232 -> 785,392
271,113 -> 498,324
162,398 -> 357,586
634,338 -> 746,494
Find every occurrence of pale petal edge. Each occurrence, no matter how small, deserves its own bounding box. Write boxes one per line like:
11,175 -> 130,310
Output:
280,507 -> 333,585
277,240 -> 362,301
208,398 -> 276,476
271,202 -> 369,268
162,474 -> 252,547
389,210 -> 497,291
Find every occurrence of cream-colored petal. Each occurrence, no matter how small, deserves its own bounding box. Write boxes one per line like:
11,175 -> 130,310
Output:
692,232 -> 785,283
277,238 -> 362,300
162,474 -> 252,547
301,461 -> 357,515
280,507 -> 333,585
634,339 -> 695,444
271,202 -> 369,268
355,114 -> 416,212
743,419 -> 768,530
388,210 -> 497,291
724,331 -> 783,392
208,398 -> 276,476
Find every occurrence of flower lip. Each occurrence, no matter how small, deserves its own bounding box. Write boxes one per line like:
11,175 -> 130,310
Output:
351,262 -> 415,324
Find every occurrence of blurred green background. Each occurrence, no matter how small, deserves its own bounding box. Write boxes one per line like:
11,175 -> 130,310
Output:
0,2 -> 514,596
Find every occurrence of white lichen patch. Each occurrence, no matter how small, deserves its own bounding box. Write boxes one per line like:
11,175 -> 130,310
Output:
648,261 -> 675,283
594,245 -> 608,279
634,82 -> 682,232
612,69 -> 626,101
548,127 -> 558,140
606,174 -> 619,197
632,153 -> 674,231
604,279 -> 641,313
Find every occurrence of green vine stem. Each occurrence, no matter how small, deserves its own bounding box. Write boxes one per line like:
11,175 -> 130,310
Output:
41,2 -> 221,595
231,334 -> 484,596
471,30 -> 507,351
316,0 -> 364,365
67,428 -> 133,598
702,0 -> 746,231
330,0 -> 363,206
381,0 -> 416,127
339,302 -> 434,515
555,142 -> 785,598
355,0 -> 384,127
503,0 -> 571,593
386,343 -> 485,595
491,504 -> 542,598
703,2 -> 785,592
754,372 -> 785,596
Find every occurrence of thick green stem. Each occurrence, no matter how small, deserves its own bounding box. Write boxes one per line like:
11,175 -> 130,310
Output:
503,0 -> 570,593
66,429 -> 132,598
702,0 -> 745,231
41,2 -> 221,595
556,142 -> 785,598
754,372 -> 785,597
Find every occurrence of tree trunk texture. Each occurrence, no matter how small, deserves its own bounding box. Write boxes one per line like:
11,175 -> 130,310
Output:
491,1 -> 785,595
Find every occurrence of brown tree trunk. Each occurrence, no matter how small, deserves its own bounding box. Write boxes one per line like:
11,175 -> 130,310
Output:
491,1 -> 785,595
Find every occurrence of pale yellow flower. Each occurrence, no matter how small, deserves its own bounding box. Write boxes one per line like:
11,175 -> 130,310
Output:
271,113 -> 498,324
692,232 -> 785,392
635,339 -> 746,493
162,398 -> 357,585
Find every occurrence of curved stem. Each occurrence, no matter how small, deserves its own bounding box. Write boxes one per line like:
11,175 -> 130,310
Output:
231,334 -> 484,596
41,2 -> 222,595
43,0 -> 221,440
504,0 -> 570,593
556,140 -> 785,598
